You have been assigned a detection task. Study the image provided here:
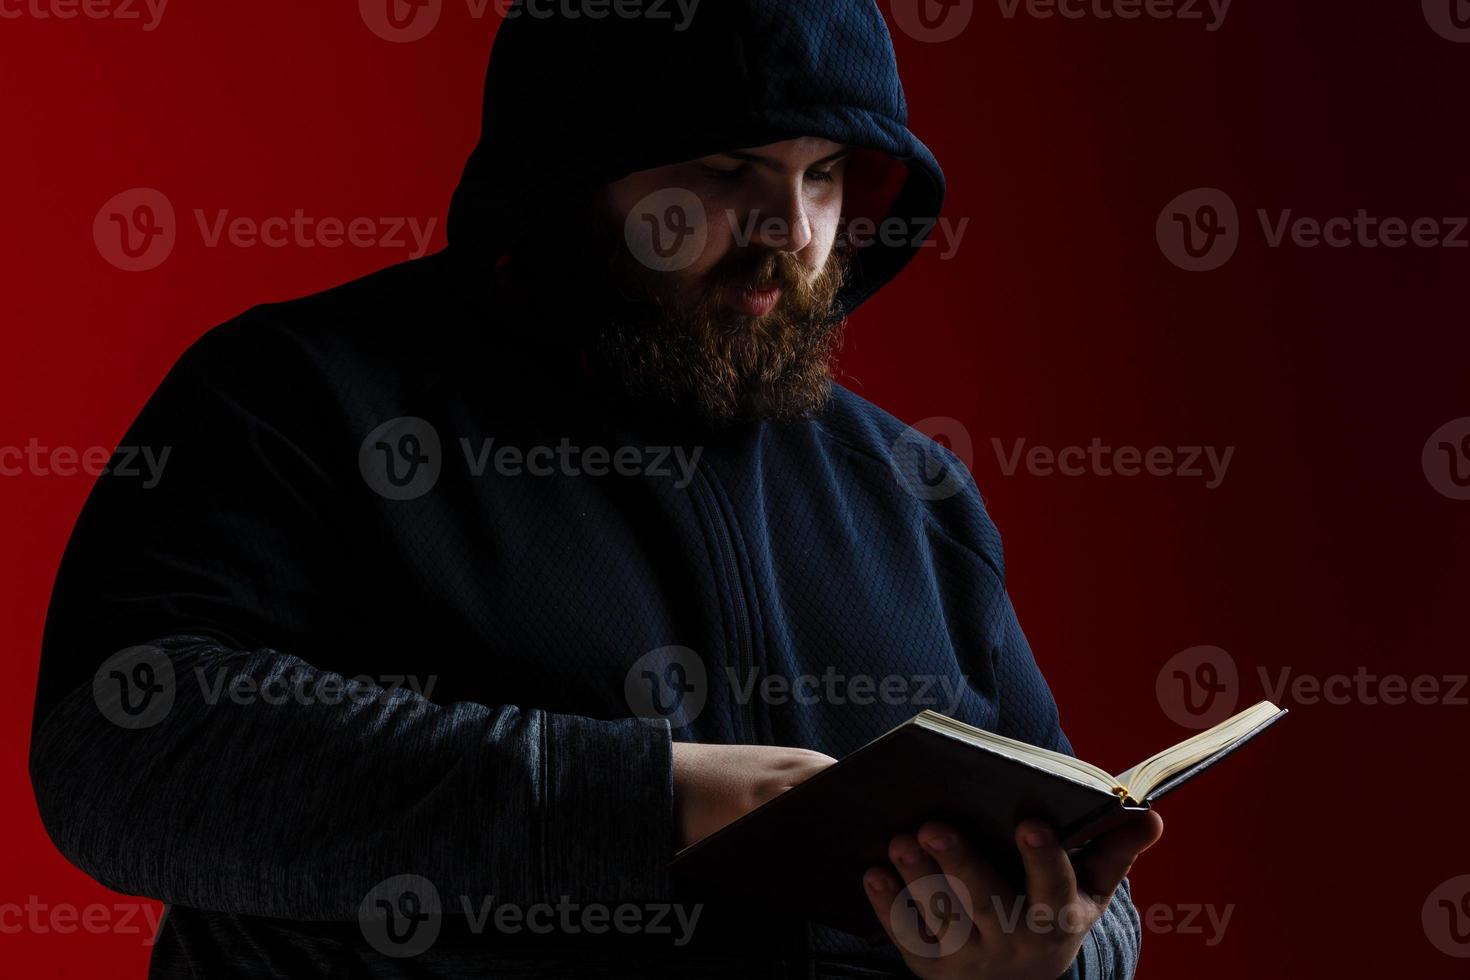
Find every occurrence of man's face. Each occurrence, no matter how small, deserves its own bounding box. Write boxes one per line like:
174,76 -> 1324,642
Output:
606,137 -> 851,315
510,137 -> 854,428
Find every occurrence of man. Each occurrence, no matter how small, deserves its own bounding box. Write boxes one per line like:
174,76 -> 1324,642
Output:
30,2 -> 1161,977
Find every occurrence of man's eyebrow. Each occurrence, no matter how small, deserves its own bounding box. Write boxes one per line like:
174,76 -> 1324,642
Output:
718,147 -> 853,170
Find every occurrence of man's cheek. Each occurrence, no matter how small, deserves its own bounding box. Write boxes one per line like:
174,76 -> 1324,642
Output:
695,224 -> 733,272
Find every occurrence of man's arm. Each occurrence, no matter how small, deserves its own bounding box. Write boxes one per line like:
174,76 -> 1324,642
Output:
28,314 -> 672,919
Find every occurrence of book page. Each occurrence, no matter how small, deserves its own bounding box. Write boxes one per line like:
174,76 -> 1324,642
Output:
913,711 -> 1122,794
1113,700 -> 1282,801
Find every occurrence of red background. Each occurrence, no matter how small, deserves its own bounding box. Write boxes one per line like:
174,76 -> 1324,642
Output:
3,1 -> 1467,976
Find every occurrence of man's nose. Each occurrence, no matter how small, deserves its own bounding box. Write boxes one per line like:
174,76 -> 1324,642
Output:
748,183 -> 813,254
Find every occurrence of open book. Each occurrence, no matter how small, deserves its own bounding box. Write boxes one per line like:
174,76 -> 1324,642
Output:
672,700 -> 1287,936
916,698 -> 1284,806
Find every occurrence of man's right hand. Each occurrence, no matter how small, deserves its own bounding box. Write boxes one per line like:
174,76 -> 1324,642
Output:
670,742 -> 837,849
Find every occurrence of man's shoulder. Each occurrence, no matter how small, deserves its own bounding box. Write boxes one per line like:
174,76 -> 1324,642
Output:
814,383 -> 956,477
813,385 -> 1007,577
169,249 -> 473,402
191,250 -> 461,361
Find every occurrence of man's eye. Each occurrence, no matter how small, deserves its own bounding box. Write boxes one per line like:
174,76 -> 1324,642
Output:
806,169 -> 837,184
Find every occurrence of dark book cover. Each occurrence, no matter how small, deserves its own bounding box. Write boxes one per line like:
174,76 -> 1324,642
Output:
671,708 -> 1287,936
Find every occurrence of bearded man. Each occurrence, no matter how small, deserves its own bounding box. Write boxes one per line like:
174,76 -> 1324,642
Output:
30,2 -> 1160,978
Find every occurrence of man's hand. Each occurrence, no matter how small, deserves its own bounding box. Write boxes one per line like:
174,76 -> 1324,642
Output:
862,811 -> 1164,979
670,742 -> 836,849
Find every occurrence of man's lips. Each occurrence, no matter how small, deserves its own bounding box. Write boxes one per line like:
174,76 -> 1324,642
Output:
727,282 -> 783,317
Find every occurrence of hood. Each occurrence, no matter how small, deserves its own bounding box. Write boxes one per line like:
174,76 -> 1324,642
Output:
445,0 -> 945,317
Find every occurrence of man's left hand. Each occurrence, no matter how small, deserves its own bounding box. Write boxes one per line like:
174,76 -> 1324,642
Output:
862,811 -> 1165,979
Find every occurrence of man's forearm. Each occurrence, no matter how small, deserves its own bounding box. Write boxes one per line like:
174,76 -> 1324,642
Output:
30,634 -> 675,919
1070,877 -> 1142,980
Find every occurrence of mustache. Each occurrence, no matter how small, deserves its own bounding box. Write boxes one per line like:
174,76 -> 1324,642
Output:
710,249 -> 801,289
703,249 -> 835,313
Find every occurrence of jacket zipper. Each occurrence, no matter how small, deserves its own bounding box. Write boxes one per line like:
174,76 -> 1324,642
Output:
691,467 -> 760,745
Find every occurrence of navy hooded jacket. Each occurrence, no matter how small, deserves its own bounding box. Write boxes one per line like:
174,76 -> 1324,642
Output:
30,2 -> 1143,977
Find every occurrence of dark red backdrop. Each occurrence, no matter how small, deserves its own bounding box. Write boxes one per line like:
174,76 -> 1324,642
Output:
3,1 -> 1467,976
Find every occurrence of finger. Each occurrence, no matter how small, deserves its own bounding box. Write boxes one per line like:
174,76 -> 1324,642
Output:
866,862 -> 978,967
888,833 -> 947,935
917,820 -> 1015,941
863,866 -> 937,965
1016,820 -> 1076,916
1073,810 -> 1164,899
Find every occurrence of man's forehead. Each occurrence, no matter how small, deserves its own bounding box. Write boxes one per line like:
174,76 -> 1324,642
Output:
707,138 -> 852,167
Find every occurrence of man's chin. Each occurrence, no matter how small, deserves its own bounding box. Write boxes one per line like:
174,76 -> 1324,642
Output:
588,334 -> 841,429
579,257 -> 849,428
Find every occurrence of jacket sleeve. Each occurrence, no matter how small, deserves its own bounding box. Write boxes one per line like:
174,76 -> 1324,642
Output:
28,314 -> 675,920
990,590 -> 1144,980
